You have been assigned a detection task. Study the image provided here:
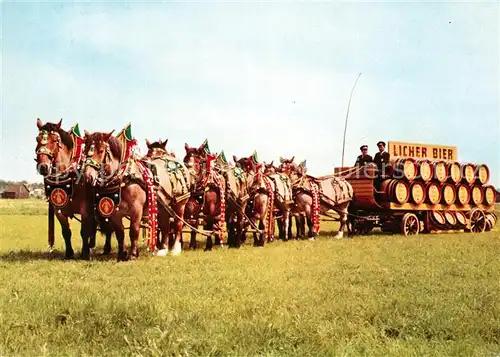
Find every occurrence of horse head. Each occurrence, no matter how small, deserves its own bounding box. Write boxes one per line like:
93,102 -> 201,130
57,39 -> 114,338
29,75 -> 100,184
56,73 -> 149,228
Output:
83,130 -> 119,186
233,151 -> 259,174
264,161 -> 277,175
145,138 -> 171,159
278,156 -> 295,175
183,139 -> 209,174
35,118 -> 74,176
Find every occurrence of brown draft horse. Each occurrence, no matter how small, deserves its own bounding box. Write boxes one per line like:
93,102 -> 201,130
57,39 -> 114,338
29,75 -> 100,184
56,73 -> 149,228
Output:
83,131 -> 143,260
83,132 -> 191,260
234,153 -> 274,246
278,157 -> 306,238
215,151 -> 249,248
280,157 -> 354,239
264,161 -> 293,241
143,139 -> 191,256
183,141 -> 225,251
34,118 -> 111,259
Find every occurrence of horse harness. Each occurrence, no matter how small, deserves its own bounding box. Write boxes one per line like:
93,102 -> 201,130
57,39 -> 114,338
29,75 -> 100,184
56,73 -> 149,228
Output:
38,127 -> 85,212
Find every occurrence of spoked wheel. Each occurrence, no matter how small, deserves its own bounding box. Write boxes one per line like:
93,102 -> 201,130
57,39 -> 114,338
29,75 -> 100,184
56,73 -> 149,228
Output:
468,208 -> 487,233
401,213 -> 420,236
485,212 -> 497,232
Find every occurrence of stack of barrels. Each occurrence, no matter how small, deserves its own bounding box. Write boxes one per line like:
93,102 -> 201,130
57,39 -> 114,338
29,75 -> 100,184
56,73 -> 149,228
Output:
378,158 -> 497,208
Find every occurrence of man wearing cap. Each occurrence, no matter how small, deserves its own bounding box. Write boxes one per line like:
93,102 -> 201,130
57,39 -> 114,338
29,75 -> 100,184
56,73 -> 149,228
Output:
374,141 -> 391,176
354,145 -> 373,167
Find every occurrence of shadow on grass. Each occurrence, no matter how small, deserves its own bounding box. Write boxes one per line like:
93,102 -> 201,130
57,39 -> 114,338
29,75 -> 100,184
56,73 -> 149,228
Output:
0,248 -> 120,263
318,229 -> 391,238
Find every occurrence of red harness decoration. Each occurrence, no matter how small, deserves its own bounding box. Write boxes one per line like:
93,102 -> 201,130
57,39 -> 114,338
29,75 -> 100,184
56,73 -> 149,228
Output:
256,166 -> 274,239
124,139 -> 137,162
72,135 -> 85,169
308,178 -> 320,234
204,155 -> 226,239
136,160 -> 158,251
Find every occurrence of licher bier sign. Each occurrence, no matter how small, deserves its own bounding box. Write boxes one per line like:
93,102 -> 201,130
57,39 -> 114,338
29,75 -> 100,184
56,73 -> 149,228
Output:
388,141 -> 458,161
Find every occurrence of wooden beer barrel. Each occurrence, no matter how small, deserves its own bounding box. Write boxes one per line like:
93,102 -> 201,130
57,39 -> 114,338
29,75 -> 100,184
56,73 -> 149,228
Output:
444,211 -> 457,228
430,211 -> 446,227
433,161 -> 448,183
417,159 -> 433,182
447,162 -> 461,183
476,164 -> 490,185
441,183 -> 456,206
461,163 -> 475,184
393,158 -> 417,181
410,181 -> 426,204
380,180 -> 409,203
380,179 -> 410,204
455,184 -> 470,206
470,185 -> 483,206
455,211 -> 467,227
483,185 -> 497,206
426,182 -> 441,205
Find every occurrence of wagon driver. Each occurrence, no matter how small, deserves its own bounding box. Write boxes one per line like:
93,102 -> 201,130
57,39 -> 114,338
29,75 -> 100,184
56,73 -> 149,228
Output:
354,145 -> 373,167
374,141 -> 391,177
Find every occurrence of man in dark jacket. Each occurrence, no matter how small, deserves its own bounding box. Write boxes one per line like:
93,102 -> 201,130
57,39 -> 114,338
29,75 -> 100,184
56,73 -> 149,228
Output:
355,145 -> 373,166
374,141 -> 391,176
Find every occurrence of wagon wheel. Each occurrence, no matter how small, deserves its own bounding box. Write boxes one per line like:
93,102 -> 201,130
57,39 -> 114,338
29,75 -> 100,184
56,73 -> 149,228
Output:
468,208 -> 486,233
401,213 -> 420,236
485,212 -> 497,232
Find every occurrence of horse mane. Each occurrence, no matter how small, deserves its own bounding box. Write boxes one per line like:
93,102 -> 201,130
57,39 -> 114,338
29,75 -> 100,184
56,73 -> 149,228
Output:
108,136 -> 122,160
40,123 -> 74,151
148,141 -> 166,150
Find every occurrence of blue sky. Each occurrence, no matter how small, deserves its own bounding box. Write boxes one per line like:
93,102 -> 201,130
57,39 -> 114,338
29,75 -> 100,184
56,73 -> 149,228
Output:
1,1 -> 499,186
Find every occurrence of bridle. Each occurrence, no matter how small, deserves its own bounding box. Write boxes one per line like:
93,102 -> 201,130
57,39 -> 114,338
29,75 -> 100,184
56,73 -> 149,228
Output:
184,151 -> 205,177
84,141 -> 113,172
35,130 -> 63,168
147,147 -> 167,160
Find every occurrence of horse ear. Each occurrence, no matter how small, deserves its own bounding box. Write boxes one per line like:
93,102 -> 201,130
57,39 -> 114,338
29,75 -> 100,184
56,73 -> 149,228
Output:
56,118 -> 62,130
161,139 -> 168,148
104,130 -> 115,141
37,118 -> 43,129
84,130 -> 90,138
291,156 -> 295,163
233,155 -> 238,163
184,143 -> 190,152
145,139 -> 152,148
270,160 -> 274,166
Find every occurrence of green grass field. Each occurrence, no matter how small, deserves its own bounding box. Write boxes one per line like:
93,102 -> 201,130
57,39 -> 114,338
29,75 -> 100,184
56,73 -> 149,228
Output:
0,199 -> 499,357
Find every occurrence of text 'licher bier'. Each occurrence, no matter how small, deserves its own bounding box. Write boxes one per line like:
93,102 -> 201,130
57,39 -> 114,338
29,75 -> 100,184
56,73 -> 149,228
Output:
388,141 -> 457,161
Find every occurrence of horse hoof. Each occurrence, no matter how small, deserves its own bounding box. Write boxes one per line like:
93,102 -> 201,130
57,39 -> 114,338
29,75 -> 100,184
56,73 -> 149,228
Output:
117,252 -> 128,262
309,237 -> 315,241
156,249 -> 168,257
171,242 -> 182,256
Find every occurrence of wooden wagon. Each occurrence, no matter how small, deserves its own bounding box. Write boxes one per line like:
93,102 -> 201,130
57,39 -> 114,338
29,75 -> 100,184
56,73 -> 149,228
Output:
335,141 -> 497,236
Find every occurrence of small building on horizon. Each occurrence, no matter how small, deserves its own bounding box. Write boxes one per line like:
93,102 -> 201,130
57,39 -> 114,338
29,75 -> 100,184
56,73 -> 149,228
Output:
1,183 -> 30,199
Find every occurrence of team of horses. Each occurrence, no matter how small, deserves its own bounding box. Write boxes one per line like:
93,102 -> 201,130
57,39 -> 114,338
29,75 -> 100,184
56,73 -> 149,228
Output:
35,119 -> 354,261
